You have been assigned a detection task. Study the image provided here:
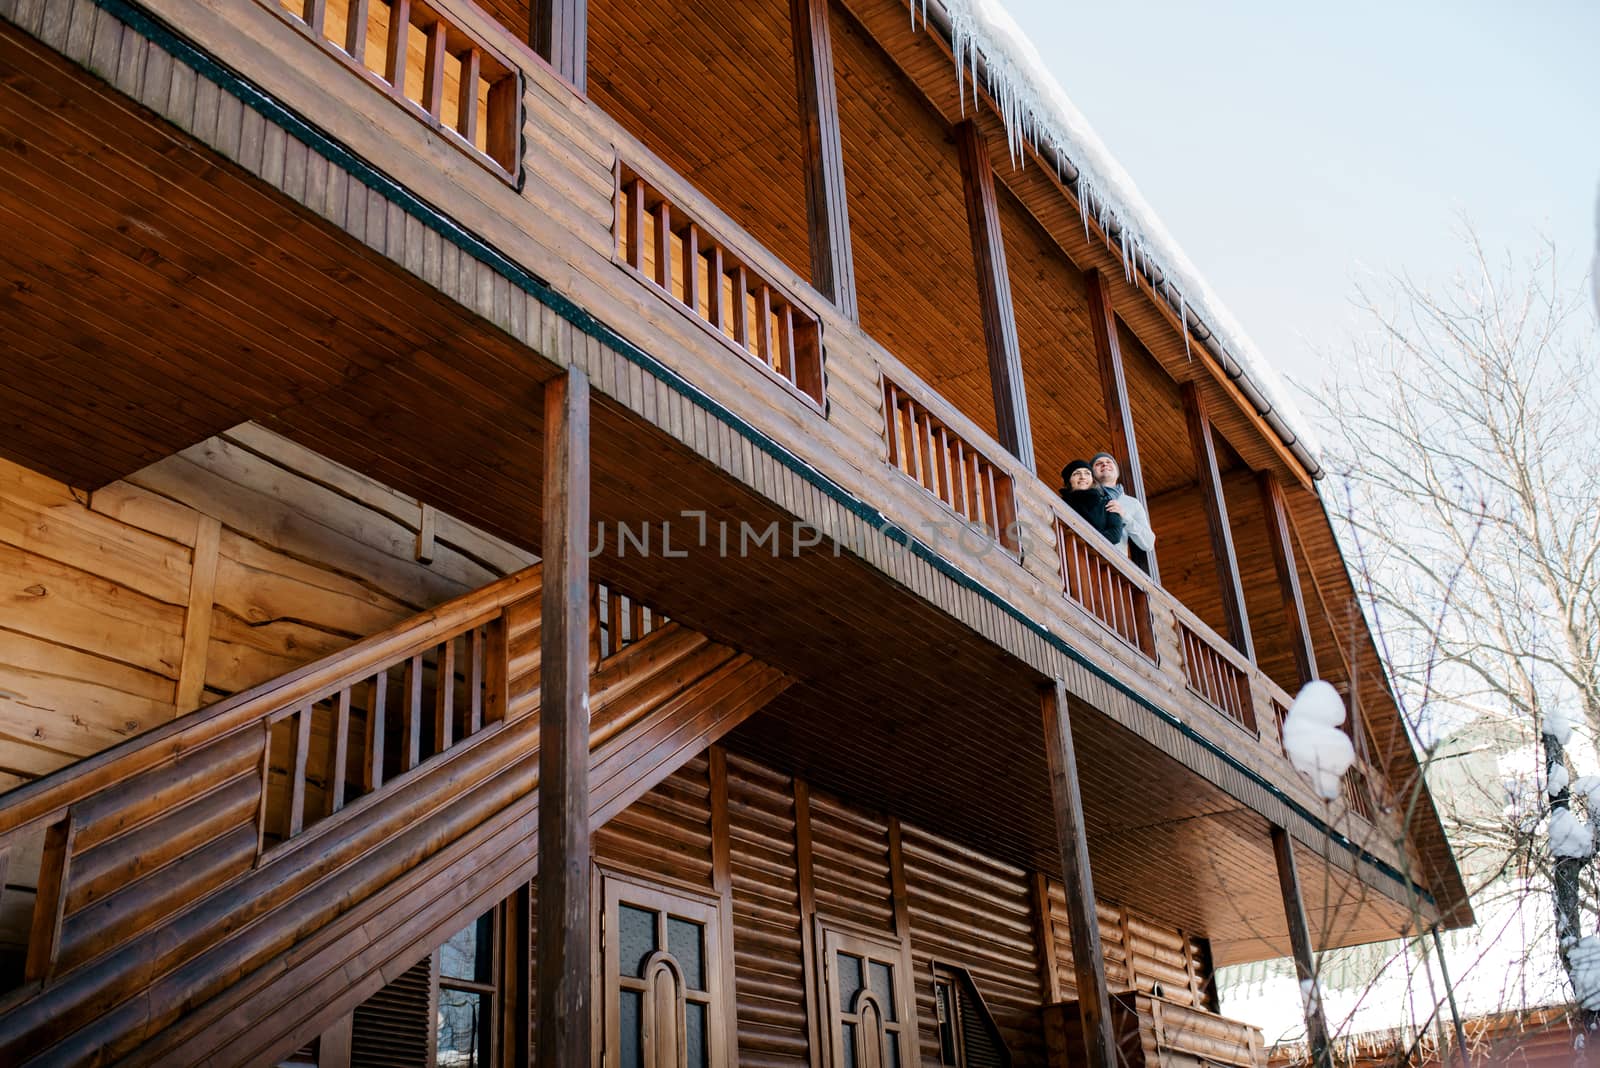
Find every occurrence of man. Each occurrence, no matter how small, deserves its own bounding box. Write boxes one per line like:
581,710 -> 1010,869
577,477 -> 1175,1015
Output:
1090,452 -> 1155,554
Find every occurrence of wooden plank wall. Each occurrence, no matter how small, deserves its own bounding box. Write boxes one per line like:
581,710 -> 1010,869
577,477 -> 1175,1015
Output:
0,423 -> 532,792
570,745 -> 1218,1068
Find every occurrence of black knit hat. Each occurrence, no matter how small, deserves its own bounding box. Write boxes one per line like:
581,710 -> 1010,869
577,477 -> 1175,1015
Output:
1062,459 -> 1092,483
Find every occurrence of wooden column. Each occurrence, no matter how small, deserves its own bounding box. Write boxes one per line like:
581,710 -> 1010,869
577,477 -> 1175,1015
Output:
1181,381 -> 1254,660
789,0 -> 857,320
1271,827 -> 1332,1068
537,365 -> 592,1068
1083,269 -> 1156,581
1259,472 -> 1317,687
955,121 -> 1035,473
532,0 -> 587,93
1040,681 -> 1115,1068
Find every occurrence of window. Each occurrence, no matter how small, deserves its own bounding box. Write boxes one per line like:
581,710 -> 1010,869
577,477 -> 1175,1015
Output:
600,875 -> 727,1068
929,965 -> 1011,1068
934,974 -> 962,1066
820,927 -> 913,1068
438,909 -> 499,1067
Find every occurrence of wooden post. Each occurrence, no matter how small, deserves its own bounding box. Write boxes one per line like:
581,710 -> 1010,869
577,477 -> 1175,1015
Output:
1083,269 -> 1157,581
1271,827 -> 1332,1068
532,0 -> 587,93
789,0 -> 857,320
537,365 -> 592,1068
1040,681 -> 1115,1068
1181,381 -> 1254,661
1258,472 -> 1317,687
954,121 -> 1035,473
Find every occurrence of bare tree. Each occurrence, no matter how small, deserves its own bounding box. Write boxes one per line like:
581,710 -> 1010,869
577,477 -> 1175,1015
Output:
1312,229 -> 1600,1031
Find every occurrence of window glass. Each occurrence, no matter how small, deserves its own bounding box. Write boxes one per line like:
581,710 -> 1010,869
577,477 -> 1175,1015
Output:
619,989 -> 644,1068
887,1030 -> 901,1068
869,960 -> 895,1021
441,912 -> 495,983
619,904 -> 658,978
837,952 -> 863,1013
685,1000 -> 709,1068
841,1022 -> 858,1068
437,987 -> 487,1066
668,917 -> 705,991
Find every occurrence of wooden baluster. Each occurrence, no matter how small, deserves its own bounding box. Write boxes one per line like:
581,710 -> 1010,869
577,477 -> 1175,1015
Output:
780,305 -> 796,384
654,201 -> 672,291
435,636 -> 457,752
626,177 -> 645,271
469,625 -> 485,733
969,450 -> 986,528
24,818 -> 71,982
884,384 -> 901,468
630,599 -> 645,645
756,286 -> 774,370
984,465 -> 1002,540
906,402 -> 926,488
731,266 -> 749,350
610,591 -> 625,648
682,224 -> 701,314
344,0 -> 368,62
302,0 -> 327,34
422,19 -> 447,119
486,614 -> 509,724
457,48 -> 481,141
953,441 -> 970,518
925,420 -> 942,498
364,671 -> 387,791
707,246 -> 725,330
384,0 -> 410,93
403,654 -> 423,770
329,688 -> 351,814
287,704 -> 314,837
939,429 -> 957,508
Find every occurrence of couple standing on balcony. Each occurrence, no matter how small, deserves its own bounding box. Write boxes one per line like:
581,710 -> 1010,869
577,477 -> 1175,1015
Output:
1060,453 -> 1156,555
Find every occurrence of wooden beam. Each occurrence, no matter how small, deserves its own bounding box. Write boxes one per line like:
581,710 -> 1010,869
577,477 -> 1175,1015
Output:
531,0 -> 587,93
1181,381 -> 1254,661
789,0 -> 857,320
1040,681 -> 1115,1068
1272,827 -> 1332,1068
537,365 -> 592,1068
1259,471 -> 1317,688
954,121 -> 1035,473
1083,269 -> 1157,582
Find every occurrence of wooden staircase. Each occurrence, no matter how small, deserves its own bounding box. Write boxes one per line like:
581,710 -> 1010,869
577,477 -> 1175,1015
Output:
0,565 -> 791,1067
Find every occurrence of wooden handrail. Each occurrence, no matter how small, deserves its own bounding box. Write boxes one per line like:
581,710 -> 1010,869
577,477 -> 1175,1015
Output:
0,566 -> 543,840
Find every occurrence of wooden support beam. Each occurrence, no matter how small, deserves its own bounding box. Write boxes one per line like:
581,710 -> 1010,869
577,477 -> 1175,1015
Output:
536,365 -> 592,1068
1181,381 -> 1254,660
1272,827 -> 1332,1068
1083,269 -> 1157,581
954,121 -> 1035,473
531,0 -> 587,92
789,0 -> 857,320
1259,471 -> 1317,688
1040,681 -> 1115,1068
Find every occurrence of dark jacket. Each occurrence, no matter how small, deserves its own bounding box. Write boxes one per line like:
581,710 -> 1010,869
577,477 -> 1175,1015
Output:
1060,486 -> 1125,546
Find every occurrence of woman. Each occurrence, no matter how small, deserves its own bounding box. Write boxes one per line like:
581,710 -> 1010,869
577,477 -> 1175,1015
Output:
1059,459 -> 1124,545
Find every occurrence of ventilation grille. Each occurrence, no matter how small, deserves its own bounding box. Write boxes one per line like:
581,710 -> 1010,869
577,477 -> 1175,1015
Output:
352,955 -> 433,1068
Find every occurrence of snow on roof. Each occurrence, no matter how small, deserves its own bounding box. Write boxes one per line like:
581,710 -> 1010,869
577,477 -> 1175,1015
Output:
916,0 -> 1324,467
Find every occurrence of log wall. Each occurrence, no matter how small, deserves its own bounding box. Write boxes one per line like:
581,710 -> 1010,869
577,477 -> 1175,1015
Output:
573,745 -> 1219,1068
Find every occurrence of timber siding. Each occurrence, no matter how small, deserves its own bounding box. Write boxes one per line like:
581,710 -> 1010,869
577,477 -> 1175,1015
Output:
0,426 -> 532,790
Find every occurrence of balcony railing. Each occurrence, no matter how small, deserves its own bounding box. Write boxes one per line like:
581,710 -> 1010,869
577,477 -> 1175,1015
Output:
1055,516 -> 1156,658
615,166 -> 825,409
882,378 -> 1018,551
1178,618 -> 1256,733
264,0 -> 521,179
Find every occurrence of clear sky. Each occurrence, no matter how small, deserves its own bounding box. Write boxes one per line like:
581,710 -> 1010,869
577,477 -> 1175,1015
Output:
998,0 -> 1600,399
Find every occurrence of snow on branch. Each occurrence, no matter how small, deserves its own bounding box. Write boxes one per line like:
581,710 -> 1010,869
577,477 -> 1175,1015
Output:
1282,680 -> 1357,800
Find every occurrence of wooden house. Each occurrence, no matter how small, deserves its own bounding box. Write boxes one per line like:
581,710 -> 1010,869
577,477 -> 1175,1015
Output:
0,0 -> 1469,1064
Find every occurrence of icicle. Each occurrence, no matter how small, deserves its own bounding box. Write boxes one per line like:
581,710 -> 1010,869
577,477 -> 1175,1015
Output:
1179,293 -> 1192,362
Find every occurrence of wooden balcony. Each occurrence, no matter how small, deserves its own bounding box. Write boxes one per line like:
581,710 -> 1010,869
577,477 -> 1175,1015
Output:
1044,994 -> 1266,1068
0,0 -> 1428,954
